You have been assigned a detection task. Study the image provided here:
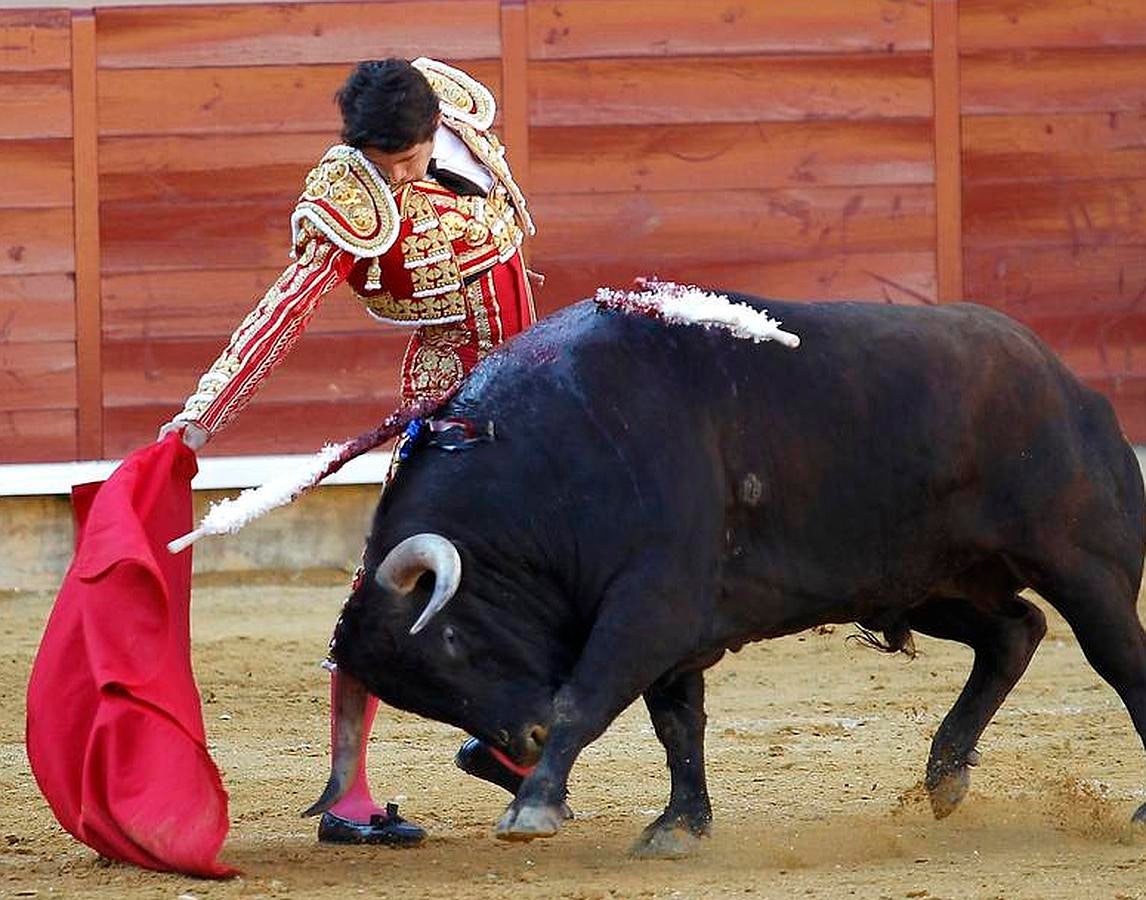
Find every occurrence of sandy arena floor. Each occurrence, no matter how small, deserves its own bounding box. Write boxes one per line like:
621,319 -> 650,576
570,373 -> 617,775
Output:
3,574 -> 1146,899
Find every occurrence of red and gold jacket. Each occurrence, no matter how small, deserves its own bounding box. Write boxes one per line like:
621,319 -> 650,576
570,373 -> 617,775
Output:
169,58 -> 536,439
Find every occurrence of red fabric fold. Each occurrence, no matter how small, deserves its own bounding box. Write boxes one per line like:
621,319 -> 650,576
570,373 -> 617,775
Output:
26,434 -> 236,878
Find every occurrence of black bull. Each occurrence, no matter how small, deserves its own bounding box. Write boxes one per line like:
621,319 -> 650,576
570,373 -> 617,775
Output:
310,295 -> 1146,856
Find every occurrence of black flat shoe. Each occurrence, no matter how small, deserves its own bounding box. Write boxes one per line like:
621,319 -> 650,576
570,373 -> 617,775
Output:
317,804 -> 426,847
454,737 -> 524,795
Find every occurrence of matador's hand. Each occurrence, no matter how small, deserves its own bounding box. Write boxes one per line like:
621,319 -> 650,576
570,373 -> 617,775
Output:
526,268 -> 545,289
157,421 -> 209,451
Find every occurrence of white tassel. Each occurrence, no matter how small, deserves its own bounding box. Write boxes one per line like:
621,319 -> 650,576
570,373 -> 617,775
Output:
167,442 -> 347,553
596,279 -> 801,348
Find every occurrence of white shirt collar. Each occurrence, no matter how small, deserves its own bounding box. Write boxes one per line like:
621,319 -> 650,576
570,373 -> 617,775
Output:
431,125 -> 495,194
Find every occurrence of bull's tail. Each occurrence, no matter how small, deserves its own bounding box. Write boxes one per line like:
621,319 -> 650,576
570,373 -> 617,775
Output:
847,621 -> 917,658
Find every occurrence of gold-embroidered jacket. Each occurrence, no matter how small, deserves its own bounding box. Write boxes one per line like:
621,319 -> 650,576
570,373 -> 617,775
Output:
169,58 -> 535,438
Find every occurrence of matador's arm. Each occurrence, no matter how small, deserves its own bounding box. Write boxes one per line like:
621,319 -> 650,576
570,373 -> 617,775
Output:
163,144 -> 402,449
163,233 -> 356,447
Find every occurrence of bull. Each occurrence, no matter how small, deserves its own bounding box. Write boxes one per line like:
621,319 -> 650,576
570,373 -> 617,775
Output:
308,291 -> 1146,856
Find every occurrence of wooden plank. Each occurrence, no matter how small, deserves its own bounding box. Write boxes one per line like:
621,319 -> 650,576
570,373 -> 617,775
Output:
0,410 -> 76,463
962,48 -> 1146,115
1010,313 -> 1146,396
964,245 -> 1146,313
932,0 -> 962,302
104,398 -> 404,458
102,184 -> 934,273
96,2 -> 500,68
960,0 -> 1146,52
0,274 -> 76,342
0,341 -> 77,412
102,332 -> 408,407
1001,308 -> 1146,357
963,179 -> 1146,250
500,1 -> 530,196
530,120 -> 934,193
99,126 -> 508,202
528,0 -> 930,59
0,71 -> 73,139
97,61 -> 501,136
101,199 -> 293,271
963,112 -> 1146,185
0,9 -> 71,71
0,207 -> 74,275
531,251 -> 938,318
0,139 -> 73,208
98,132 -> 332,202
72,10 -> 102,460
529,55 -> 933,126
530,185 -> 935,264
101,273 -> 376,340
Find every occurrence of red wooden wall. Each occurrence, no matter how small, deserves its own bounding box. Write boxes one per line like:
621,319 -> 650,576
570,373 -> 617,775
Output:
1,0 -> 1144,462
960,0 -> 1146,443
1,10 -> 78,461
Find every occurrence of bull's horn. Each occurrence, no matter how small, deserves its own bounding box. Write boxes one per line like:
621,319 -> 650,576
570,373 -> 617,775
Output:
300,668 -> 369,818
375,533 -> 462,635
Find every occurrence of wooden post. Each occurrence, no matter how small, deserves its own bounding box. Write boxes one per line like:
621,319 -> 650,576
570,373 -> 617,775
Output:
499,0 -> 530,194
71,9 -> 103,459
931,0 -> 963,303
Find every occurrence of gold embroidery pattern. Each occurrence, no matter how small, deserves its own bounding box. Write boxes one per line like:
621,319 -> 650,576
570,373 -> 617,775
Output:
362,288 -> 467,325
413,57 -> 496,130
438,210 -> 468,242
404,325 -> 468,400
400,187 -> 439,234
401,229 -> 451,269
469,274 -> 495,357
291,145 -> 400,257
411,261 -> 463,297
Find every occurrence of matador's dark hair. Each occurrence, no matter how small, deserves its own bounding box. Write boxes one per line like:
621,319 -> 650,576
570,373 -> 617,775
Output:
336,59 -> 439,153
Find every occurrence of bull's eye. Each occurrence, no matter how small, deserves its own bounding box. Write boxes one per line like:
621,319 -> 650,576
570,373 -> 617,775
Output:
442,624 -> 460,658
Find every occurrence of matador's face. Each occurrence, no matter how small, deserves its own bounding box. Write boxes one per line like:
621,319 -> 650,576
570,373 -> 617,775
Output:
362,137 -> 435,190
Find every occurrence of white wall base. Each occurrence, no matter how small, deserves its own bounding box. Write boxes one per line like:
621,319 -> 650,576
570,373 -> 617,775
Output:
0,451 -> 391,497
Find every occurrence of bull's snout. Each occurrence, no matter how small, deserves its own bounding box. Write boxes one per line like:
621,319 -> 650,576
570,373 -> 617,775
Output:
518,724 -> 549,767
490,723 -> 549,767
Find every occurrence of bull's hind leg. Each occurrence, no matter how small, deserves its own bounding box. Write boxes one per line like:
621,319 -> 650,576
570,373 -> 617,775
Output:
906,588 -> 1047,818
1027,560 -> 1146,822
631,667 -> 712,859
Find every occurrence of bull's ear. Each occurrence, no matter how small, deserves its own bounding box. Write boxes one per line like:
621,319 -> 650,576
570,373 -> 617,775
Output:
374,533 -> 462,633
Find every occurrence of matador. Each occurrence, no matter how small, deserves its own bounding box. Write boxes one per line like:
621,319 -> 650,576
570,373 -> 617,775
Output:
161,57 -> 539,847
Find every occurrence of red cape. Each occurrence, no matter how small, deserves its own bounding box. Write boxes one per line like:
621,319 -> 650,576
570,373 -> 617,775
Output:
26,434 -> 236,877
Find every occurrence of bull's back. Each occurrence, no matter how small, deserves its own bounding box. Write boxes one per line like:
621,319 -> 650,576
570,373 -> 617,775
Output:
459,297 -> 1142,595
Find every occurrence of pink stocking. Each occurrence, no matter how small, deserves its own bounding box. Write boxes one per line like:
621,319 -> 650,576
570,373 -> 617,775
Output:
327,669 -> 387,822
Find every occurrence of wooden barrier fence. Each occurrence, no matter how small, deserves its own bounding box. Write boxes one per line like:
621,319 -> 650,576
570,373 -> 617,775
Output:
2,0 -> 1145,462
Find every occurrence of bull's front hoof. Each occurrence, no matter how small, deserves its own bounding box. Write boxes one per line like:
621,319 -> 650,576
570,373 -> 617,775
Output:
926,765 -> 971,819
495,801 -> 565,842
630,825 -> 703,860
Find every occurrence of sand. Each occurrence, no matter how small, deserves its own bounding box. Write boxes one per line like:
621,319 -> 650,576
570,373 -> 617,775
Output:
3,575 -> 1146,899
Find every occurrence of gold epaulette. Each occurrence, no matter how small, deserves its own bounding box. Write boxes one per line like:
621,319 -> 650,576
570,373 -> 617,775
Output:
413,57 -> 496,130
414,59 -> 535,236
290,145 -> 400,258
